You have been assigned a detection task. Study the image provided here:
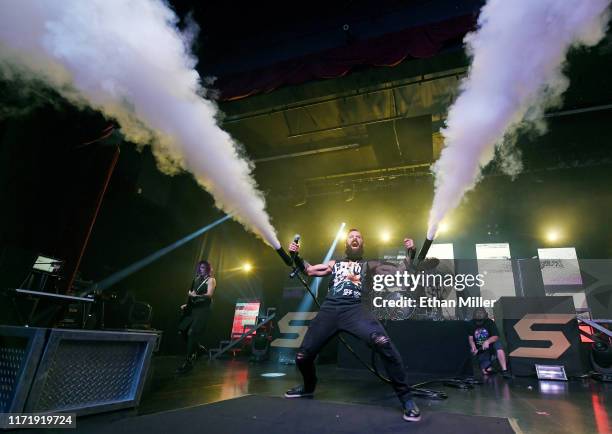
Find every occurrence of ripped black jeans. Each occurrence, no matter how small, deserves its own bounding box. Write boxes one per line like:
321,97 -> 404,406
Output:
296,302 -> 411,403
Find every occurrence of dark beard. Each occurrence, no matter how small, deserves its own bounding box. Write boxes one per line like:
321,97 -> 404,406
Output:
345,245 -> 364,260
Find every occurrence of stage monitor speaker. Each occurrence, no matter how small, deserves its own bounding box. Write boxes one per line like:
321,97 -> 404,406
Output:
0,326 -> 47,414
494,296 -> 583,376
15,328 -> 157,416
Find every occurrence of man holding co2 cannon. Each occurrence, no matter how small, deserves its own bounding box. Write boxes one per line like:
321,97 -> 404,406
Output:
284,228 -> 421,422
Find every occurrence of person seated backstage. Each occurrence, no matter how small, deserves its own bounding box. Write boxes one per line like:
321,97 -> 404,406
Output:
468,307 -> 512,379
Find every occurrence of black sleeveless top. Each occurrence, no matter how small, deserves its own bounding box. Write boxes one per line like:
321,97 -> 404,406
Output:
190,275 -> 211,307
324,259 -> 369,306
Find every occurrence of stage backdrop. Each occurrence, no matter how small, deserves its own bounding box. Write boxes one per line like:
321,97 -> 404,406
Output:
494,296 -> 583,376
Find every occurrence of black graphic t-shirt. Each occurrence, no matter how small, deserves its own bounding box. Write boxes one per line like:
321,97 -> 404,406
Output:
467,318 -> 498,348
324,259 -> 369,306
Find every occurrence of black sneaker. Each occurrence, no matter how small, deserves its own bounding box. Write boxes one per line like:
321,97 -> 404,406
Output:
402,399 -> 421,422
502,370 -> 513,379
284,385 -> 314,398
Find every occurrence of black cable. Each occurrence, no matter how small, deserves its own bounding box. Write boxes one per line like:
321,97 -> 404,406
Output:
409,349 -> 484,393
369,348 -> 450,400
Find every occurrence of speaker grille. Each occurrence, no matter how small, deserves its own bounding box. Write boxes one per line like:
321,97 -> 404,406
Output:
33,340 -> 144,411
0,339 -> 27,412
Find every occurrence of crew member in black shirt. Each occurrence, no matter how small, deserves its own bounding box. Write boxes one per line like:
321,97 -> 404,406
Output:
468,307 -> 511,378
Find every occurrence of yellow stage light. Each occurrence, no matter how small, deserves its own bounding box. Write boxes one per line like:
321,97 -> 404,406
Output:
242,262 -> 253,273
380,230 -> 391,243
437,221 -> 450,234
546,229 -> 561,243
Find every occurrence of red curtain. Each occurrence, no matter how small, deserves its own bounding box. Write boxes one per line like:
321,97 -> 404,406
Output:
217,14 -> 476,101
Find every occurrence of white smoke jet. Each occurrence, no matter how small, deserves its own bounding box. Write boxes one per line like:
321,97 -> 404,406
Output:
0,0 -> 280,248
427,0 -> 610,239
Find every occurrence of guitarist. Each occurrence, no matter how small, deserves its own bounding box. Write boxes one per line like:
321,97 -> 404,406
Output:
176,260 -> 216,374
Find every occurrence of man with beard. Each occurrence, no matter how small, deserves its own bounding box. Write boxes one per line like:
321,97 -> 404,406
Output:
284,229 -> 421,422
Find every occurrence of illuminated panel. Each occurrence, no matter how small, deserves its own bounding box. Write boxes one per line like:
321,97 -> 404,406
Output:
426,243 -> 454,260
538,248 -> 582,285
33,255 -> 61,273
476,243 -> 511,260
476,243 -> 516,306
578,325 -> 594,343
231,300 -> 260,339
538,247 -> 586,310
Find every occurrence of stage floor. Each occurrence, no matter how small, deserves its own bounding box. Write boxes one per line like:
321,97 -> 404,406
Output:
77,356 -> 609,434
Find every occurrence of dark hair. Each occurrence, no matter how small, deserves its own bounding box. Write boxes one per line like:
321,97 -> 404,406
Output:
473,307 -> 488,320
347,228 -> 360,233
196,260 -> 213,277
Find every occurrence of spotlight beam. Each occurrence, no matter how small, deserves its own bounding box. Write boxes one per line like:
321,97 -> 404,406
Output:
298,222 -> 346,314
93,214 -> 231,290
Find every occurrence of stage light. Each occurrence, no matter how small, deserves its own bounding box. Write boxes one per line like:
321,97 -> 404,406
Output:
260,372 -> 286,378
545,229 -> 561,243
380,230 -> 391,243
242,262 -> 253,273
590,339 -> 612,382
437,221 -> 449,234
592,342 -> 612,369
535,364 -> 567,381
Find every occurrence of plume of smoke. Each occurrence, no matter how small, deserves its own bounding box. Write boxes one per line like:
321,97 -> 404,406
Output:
0,0 -> 280,248
427,0 -> 610,239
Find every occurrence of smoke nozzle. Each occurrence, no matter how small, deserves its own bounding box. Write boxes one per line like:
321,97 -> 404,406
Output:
417,237 -> 434,262
276,247 -> 293,267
